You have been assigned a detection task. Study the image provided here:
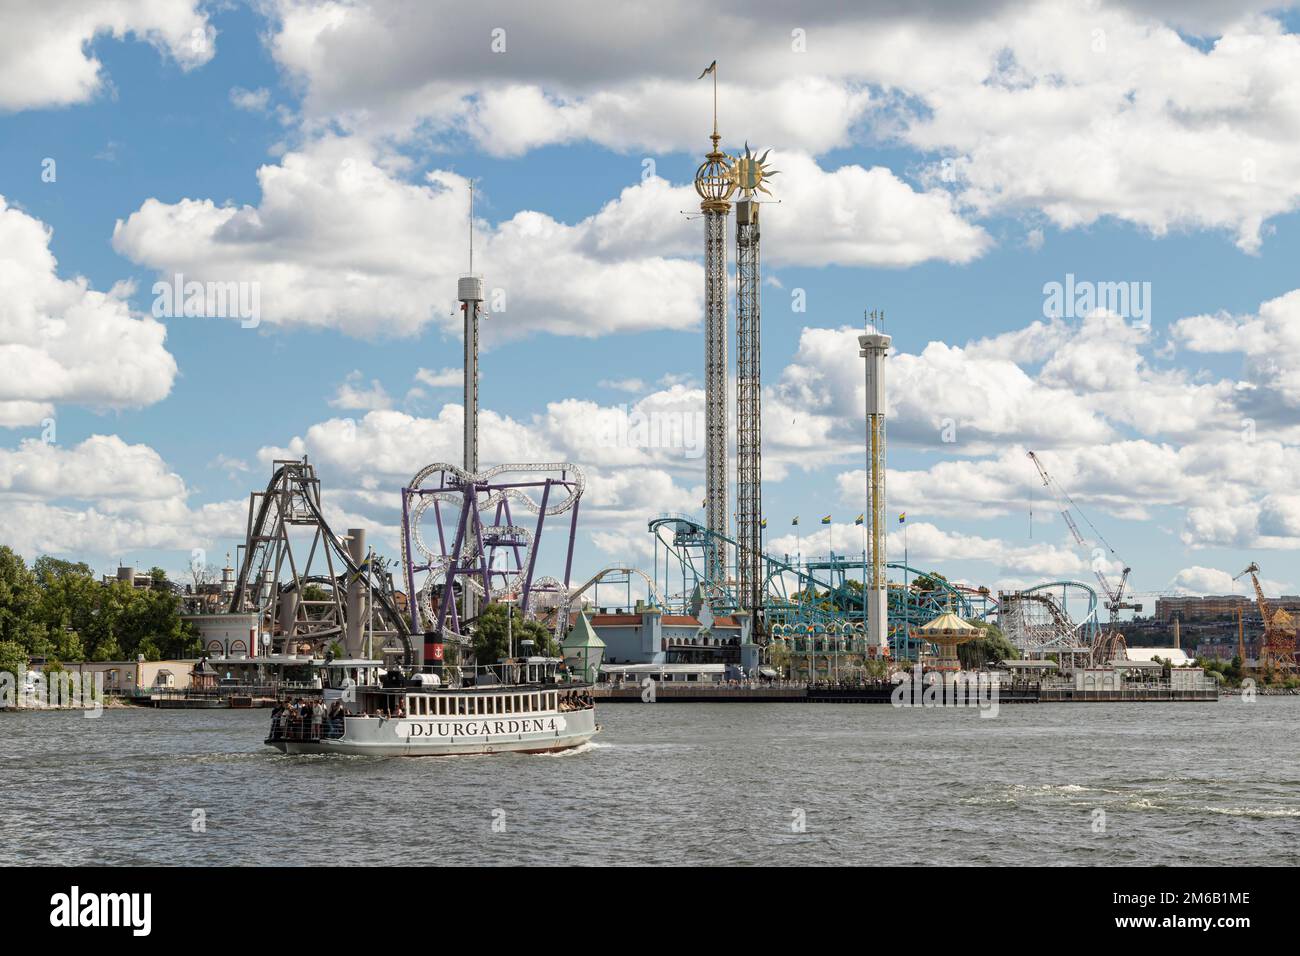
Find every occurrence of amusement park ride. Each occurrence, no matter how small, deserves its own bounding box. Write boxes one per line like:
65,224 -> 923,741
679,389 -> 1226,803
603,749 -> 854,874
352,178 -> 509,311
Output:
225,64 -> 1187,676
1233,562 -> 1297,674
229,459 -> 415,664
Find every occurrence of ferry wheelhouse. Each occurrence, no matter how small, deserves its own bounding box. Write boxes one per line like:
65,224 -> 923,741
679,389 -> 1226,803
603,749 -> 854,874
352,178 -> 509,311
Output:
265,655 -> 598,757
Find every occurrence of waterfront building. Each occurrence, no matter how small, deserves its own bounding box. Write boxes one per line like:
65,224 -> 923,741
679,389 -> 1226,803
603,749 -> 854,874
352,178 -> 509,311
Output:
561,613 -> 606,683
580,603 -> 754,669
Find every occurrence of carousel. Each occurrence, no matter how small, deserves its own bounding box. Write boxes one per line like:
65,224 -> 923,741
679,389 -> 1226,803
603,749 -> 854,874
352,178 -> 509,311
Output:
913,610 -> 983,673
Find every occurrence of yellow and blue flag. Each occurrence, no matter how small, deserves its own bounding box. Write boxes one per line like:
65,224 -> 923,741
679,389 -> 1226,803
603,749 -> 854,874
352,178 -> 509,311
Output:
821,515 -> 831,525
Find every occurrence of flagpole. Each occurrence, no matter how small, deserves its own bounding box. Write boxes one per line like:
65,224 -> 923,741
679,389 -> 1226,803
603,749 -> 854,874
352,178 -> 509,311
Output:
904,518 -> 910,660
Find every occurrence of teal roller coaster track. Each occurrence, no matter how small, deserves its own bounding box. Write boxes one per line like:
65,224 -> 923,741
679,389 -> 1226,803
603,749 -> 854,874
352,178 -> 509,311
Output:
647,513 -> 1002,659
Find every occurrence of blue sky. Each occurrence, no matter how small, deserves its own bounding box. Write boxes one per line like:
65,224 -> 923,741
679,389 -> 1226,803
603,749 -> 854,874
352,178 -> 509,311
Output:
4,0 -> 1300,617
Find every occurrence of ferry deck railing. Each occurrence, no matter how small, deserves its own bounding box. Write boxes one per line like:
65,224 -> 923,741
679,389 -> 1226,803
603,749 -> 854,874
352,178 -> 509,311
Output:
267,716 -> 346,742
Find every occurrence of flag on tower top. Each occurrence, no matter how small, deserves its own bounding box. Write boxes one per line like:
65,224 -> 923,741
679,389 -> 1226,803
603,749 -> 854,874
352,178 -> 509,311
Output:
821,515 -> 832,525
698,60 -> 717,78
791,516 -> 799,526
899,512 -> 907,524
855,514 -> 864,525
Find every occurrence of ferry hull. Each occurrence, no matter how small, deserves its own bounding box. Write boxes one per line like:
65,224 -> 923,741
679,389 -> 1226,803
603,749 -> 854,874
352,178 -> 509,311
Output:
266,709 -> 599,757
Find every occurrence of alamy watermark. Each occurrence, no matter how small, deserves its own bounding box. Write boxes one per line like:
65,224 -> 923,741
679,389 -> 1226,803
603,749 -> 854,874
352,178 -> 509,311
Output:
890,664 -> 1000,718
1043,273 -> 1151,328
578,405 -> 705,459
152,272 -> 261,328
1,668 -> 104,717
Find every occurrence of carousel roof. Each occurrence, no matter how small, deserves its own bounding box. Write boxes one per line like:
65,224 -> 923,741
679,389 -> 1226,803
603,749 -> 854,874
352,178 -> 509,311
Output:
914,611 -> 981,637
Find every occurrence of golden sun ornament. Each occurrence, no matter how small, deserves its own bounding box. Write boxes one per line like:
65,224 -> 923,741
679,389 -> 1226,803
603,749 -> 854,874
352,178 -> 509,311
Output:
731,142 -> 778,198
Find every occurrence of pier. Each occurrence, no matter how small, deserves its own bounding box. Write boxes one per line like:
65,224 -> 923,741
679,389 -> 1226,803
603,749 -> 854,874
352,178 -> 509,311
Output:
593,680 -> 1217,703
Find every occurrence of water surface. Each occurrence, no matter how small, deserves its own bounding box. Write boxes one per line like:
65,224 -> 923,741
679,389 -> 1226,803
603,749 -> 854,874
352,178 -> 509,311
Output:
2,699 -> 1295,865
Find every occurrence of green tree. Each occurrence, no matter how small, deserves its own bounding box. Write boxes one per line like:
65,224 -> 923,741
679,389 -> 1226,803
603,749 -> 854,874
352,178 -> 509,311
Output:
0,547 -> 44,652
300,583 -> 333,620
768,641 -> 791,677
958,621 -> 1018,669
0,640 -> 27,684
914,572 -> 950,593
32,556 -> 97,661
117,587 -> 198,659
472,603 -> 559,662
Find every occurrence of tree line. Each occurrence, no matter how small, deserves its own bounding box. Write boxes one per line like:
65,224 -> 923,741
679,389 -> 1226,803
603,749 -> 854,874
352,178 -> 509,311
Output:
0,546 -> 199,675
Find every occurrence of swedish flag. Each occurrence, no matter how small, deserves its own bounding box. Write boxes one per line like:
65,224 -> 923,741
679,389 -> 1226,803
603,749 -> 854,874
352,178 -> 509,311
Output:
348,555 -> 372,584
791,516 -> 799,526
760,518 -> 767,529
898,512 -> 906,524
854,514 -> 864,525
821,515 -> 831,525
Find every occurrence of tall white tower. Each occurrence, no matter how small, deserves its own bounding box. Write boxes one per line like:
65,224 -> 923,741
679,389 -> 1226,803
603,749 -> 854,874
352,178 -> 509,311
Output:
859,320 -> 891,652
459,183 -> 483,476
459,274 -> 482,474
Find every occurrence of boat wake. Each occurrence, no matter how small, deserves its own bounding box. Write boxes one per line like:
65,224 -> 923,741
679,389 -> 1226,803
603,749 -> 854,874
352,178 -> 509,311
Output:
531,740 -> 609,758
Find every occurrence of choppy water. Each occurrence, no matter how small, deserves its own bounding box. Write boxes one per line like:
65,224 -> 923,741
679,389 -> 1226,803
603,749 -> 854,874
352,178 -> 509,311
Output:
2,698 -> 1297,865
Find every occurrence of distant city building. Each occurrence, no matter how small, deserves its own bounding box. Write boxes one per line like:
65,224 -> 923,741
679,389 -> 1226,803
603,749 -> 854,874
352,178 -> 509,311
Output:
1155,594 -> 1300,623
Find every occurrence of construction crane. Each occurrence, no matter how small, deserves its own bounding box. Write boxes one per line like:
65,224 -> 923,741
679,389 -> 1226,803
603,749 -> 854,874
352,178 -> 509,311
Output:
1232,562 -> 1297,674
1027,451 -> 1142,628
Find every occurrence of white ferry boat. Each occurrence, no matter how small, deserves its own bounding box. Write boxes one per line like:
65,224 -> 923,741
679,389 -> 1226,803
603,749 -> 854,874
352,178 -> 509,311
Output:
265,656 -> 599,757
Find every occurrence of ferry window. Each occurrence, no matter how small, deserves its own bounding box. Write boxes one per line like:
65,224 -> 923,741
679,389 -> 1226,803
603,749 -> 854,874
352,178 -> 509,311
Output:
531,693 -> 539,711
437,697 -> 446,716
472,697 -> 481,716
505,695 -> 513,714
